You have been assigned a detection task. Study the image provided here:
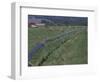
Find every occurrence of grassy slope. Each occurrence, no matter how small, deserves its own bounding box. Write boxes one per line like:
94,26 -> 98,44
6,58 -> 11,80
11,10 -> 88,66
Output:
28,26 -> 87,66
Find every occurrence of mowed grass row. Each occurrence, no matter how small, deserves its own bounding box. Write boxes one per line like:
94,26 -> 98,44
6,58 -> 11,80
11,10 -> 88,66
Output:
42,30 -> 87,65
28,26 -> 87,66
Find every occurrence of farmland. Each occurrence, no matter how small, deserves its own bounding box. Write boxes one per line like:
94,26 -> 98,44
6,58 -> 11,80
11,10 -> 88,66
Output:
28,25 -> 87,66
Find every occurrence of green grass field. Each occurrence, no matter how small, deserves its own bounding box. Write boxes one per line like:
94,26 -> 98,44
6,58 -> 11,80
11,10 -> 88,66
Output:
28,26 -> 88,66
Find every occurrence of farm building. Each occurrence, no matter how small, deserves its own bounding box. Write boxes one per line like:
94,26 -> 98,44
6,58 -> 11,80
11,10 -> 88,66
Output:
28,22 -> 45,28
28,16 -> 45,28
